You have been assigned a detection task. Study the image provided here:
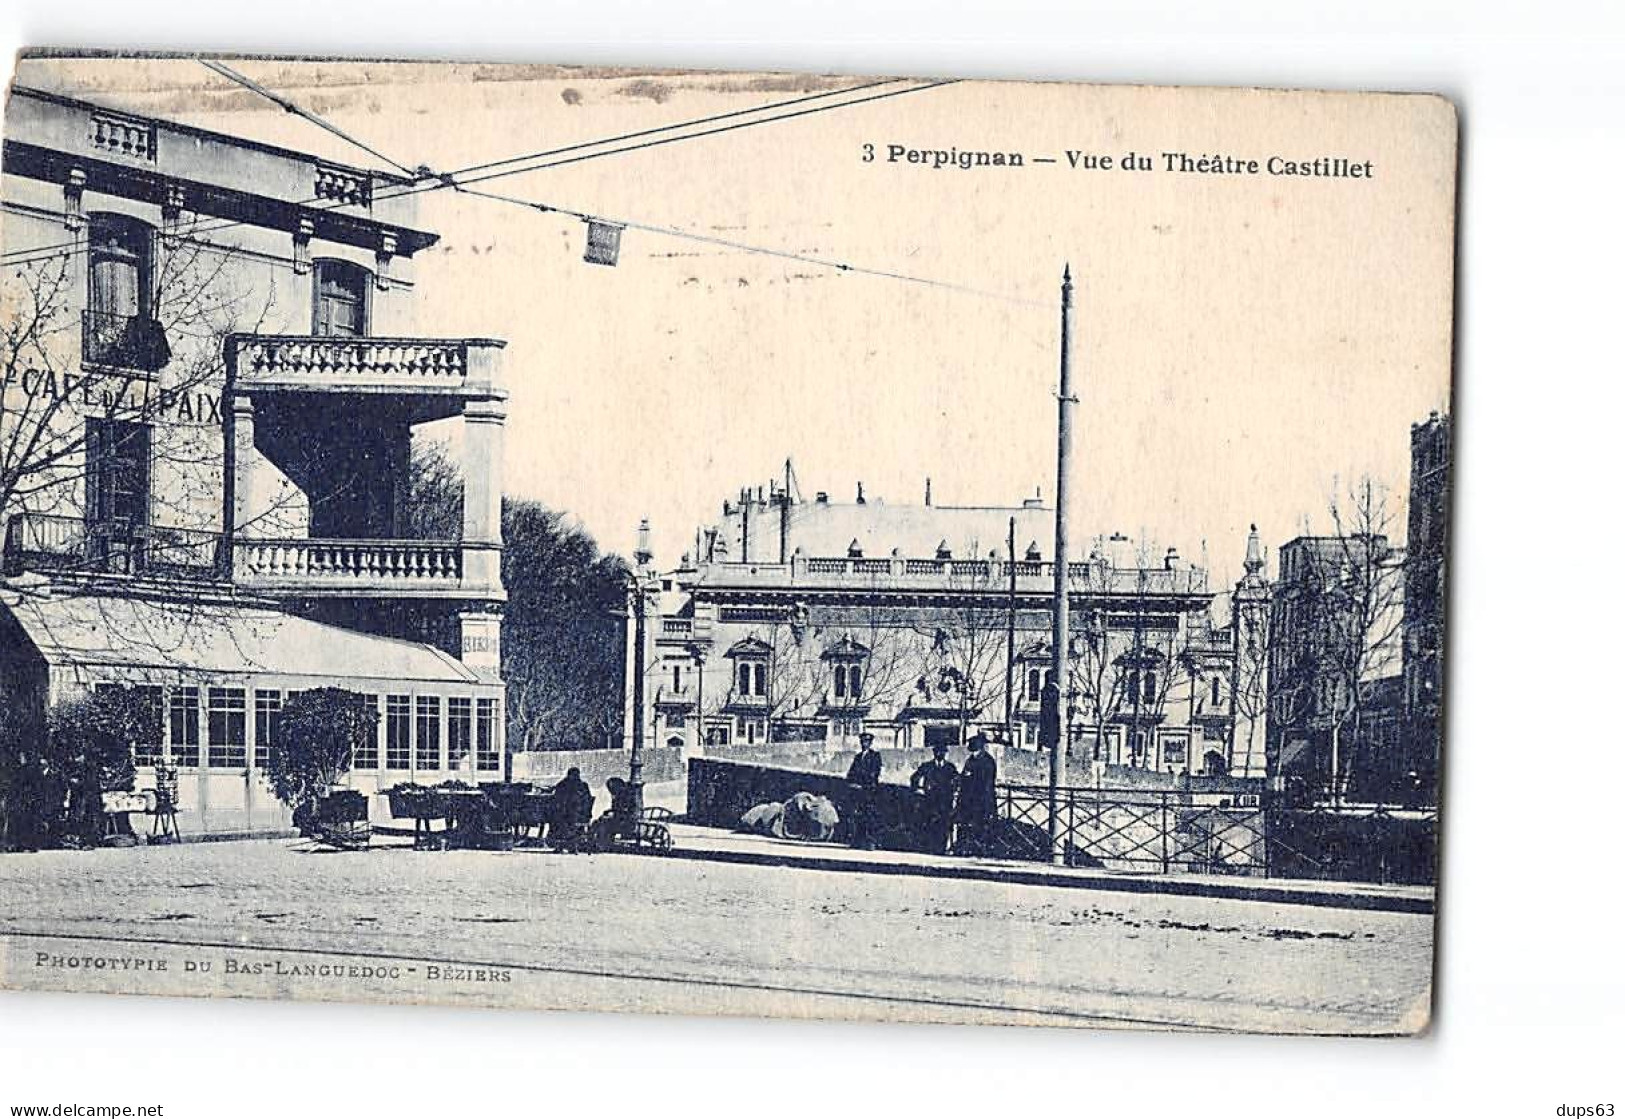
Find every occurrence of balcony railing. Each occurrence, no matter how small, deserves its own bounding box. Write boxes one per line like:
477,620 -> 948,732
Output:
3,512 -> 221,579
698,555 -> 1211,596
233,538 -> 465,592
227,335 -> 502,394
82,310 -> 170,372
88,110 -> 157,162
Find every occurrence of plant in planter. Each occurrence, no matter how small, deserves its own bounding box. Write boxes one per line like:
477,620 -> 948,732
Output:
262,688 -> 379,834
39,686 -> 159,848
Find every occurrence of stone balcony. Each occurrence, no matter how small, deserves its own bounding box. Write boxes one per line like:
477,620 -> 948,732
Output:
226,335 -> 505,400
232,537 -> 503,601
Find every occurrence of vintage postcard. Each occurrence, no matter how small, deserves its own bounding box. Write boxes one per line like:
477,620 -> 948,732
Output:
0,53 -> 1455,1035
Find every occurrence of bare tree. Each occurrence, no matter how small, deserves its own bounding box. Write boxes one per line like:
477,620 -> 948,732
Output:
1,235 -> 287,671
1,236 -> 273,546
1272,477 -> 1406,801
905,543 -> 1011,744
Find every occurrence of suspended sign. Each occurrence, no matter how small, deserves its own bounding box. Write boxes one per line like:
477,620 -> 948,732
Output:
583,219 -> 624,267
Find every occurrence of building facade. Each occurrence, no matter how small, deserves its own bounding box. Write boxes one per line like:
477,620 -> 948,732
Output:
1264,532 -> 1405,801
628,476 -> 1266,780
1401,411 -> 1449,804
0,87 -> 508,835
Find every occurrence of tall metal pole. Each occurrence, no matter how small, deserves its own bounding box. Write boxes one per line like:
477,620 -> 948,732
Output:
630,519 -> 653,819
629,578 -> 647,819
1049,265 -> 1076,865
1004,515 -> 1017,735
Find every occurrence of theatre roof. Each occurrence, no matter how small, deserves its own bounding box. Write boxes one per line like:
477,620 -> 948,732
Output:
1,588 -> 484,687
726,499 -> 1056,562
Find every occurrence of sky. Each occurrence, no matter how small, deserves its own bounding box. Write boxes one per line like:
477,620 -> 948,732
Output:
9,56 -> 1456,587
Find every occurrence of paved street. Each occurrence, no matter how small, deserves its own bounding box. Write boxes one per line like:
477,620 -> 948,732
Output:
0,839 -> 1432,1034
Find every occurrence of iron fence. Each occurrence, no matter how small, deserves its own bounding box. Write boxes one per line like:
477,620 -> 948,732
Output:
995,782 -> 1437,885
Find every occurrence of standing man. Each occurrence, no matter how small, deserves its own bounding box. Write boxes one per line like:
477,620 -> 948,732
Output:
956,732 -> 1000,856
845,732 -> 883,849
910,741 -> 958,854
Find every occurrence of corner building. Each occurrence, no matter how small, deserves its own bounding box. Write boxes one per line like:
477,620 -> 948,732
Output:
0,87 -> 507,834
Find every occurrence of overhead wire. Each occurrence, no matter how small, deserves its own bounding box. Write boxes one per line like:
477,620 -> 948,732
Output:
4,71 -> 1045,309
198,59 -> 419,178
1,75 -> 941,269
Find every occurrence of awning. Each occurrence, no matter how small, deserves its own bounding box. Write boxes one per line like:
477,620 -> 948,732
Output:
2,587 -> 484,690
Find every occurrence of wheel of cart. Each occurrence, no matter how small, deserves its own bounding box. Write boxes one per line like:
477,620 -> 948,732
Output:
635,806 -> 675,852
311,790 -> 371,851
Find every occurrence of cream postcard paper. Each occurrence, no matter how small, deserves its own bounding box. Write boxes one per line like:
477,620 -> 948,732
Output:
0,54 -> 1453,1034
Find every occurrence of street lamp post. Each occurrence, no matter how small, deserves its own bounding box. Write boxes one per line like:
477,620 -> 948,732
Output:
628,519 -> 655,819
627,573 -> 647,819
1049,265 -> 1077,866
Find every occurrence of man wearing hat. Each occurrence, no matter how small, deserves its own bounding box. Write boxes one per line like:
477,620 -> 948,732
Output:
910,740 -> 959,854
844,732 -> 883,849
956,732 -> 1000,856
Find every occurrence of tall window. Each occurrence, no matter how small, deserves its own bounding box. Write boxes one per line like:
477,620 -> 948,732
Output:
313,259 -> 371,337
207,687 -> 246,768
131,684 -> 164,766
1210,676 -> 1223,709
253,690 -> 281,770
85,214 -> 166,369
385,694 -> 411,770
447,697 -> 472,769
415,696 -> 442,771
475,698 -> 500,772
833,664 -> 863,700
736,660 -> 768,699
353,695 -> 379,770
84,419 -> 152,565
168,687 -> 200,768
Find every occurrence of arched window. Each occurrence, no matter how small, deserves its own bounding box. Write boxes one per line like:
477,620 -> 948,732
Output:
1211,675 -> 1223,708
313,258 -> 372,336
1027,668 -> 1042,701
752,663 -> 766,697
737,662 -> 751,695
1142,671 -> 1157,704
834,665 -> 847,698
849,666 -> 862,699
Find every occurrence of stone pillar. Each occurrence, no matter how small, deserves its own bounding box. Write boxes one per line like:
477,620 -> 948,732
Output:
229,397 -> 256,536
460,397 -> 506,597
459,608 -> 503,682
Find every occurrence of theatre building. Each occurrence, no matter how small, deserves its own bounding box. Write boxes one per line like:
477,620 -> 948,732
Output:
629,475 -> 1268,779
0,87 -> 507,835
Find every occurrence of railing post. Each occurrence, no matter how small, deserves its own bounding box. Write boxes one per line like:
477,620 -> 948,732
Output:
1160,791 -> 1170,874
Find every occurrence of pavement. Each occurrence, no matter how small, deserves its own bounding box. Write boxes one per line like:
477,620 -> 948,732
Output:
653,822 -> 1435,914
0,837 -> 1434,1034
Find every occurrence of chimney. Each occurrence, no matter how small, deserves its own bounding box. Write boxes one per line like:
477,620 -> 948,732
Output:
815,491 -> 829,504
778,485 -> 790,564
1107,532 -> 1129,570
856,481 -> 866,505
1164,546 -> 1180,571
924,477 -> 932,506
635,518 -> 653,568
